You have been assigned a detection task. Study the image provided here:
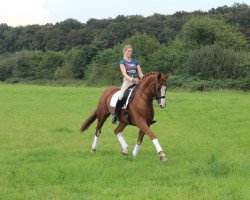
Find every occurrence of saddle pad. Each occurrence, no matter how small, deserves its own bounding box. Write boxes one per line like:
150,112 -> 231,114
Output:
110,88 -> 134,109
110,91 -> 120,107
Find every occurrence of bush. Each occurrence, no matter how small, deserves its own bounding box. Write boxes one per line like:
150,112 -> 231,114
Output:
0,54 -> 15,81
186,45 -> 248,79
53,65 -> 74,80
168,75 -> 249,91
85,46 -> 122,86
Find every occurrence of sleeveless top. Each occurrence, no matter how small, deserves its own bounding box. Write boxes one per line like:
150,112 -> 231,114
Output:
119,59 -> 140,78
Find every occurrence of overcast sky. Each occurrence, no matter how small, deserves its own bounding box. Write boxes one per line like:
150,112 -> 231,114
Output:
0,0 -> 248,27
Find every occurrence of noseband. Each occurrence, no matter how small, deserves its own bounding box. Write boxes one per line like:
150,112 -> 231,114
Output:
154,94 -> 166,101
152,82 -> 166,101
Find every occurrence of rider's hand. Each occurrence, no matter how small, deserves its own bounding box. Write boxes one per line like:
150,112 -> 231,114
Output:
132,78 -> 140,84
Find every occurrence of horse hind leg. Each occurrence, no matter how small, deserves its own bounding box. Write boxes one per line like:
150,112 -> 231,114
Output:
91,112 -> 110,152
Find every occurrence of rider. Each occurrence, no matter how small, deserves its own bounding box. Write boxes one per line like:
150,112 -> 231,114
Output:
111,44 -> 144,124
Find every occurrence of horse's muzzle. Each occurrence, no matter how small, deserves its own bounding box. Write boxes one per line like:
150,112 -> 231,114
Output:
159,103 -> 166,108
158,98 -> 166,108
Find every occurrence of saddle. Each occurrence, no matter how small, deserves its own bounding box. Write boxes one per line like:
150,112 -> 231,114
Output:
110,84 -> 138,109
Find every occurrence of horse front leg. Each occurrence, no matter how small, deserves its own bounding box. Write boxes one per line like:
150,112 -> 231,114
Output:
133,130 -> 145,158
136,118 -> 168,162
114,123 -> 128,155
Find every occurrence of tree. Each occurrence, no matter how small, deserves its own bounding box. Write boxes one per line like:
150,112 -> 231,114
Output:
66,29 -> 88,49
147,39 -> 188,74
56,18 -> 83,33
15,25 -> 40,50
65,45 -> 98,79
0,24 -> 11,54
45,28 -> 66,51
123,32 -> 161,69
13,50 -> 43,79
85,44 -> 123,86
179,16 -> 248,51
0,53 -> 15,81
37,51 -> 64,79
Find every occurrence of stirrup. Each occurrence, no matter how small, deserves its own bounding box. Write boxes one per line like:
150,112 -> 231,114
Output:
111,115 -> 117,124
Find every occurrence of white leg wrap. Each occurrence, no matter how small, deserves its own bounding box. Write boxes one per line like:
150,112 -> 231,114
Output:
152,139 -> 162,153
132,143 -> 141,158
117,132 -> 128,150
92,135 -> 99,150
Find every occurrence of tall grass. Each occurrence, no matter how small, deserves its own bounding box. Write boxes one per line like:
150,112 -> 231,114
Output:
0,84 -> 249,199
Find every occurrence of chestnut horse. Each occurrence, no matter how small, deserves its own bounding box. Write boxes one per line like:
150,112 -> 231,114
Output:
80,72 -> 171,161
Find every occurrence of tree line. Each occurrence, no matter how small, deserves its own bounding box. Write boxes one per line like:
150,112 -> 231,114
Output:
0,3 -> 249,90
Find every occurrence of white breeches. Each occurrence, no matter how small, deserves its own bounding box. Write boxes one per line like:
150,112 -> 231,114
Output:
118,78 -> 138,100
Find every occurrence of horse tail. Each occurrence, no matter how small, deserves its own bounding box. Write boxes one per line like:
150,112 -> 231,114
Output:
79,110 -> 97,132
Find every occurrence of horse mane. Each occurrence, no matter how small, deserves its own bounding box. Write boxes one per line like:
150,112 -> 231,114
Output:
140,72 -> 159,81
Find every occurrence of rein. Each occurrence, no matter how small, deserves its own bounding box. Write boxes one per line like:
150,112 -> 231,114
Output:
137,78 -> 165,104
151,101 -> 174,120
138,87 -> 153,105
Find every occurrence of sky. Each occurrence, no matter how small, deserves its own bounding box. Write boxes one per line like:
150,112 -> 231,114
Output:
0,0 -> 248,27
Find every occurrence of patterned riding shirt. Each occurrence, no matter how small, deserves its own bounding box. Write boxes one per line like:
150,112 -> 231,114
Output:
120,59 -> 140,78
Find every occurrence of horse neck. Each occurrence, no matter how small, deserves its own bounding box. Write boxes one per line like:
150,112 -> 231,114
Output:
138,75 -> 156,100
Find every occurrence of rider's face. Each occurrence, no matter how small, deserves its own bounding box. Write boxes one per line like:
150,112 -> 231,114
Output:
124,48 -> 132,58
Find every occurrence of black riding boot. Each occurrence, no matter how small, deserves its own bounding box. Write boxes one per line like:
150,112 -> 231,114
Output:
111,99 -> 122,124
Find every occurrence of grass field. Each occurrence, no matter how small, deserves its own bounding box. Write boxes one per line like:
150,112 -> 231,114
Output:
0,84 -> 249,200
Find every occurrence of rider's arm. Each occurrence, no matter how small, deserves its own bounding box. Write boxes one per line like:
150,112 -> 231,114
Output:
120,64 -> 133,82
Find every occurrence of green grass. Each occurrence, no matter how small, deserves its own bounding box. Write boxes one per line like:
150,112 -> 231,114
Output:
0,84 -> 249,200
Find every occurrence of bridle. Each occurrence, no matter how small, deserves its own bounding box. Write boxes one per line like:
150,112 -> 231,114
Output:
136,74 -> 167,106
152,81 -> 166,101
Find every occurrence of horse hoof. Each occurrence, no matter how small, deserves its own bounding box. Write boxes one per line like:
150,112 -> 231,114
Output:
122,148 -> 128,156
159,155 -> 168,162
91,148 -> 96,153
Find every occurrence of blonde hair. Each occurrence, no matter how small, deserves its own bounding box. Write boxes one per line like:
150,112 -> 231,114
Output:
123,45 -> 132,53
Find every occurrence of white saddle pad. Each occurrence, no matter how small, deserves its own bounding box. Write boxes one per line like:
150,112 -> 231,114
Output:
110,89 -> 134,109
110,91 -> 120,107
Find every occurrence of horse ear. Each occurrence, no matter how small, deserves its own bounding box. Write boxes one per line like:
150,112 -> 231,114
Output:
164,72 -> 171,79
157,73 -> 161,80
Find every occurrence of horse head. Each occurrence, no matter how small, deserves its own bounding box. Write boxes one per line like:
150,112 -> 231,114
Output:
139,72 -> 171,108
153,72 -> 171,108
